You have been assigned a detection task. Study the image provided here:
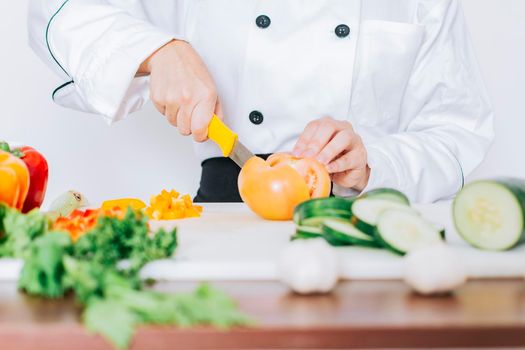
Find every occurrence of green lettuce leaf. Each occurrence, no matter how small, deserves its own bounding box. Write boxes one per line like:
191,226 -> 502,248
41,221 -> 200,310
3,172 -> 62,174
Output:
74,209 -> 177,274
0,208 -> 48,257
18,232 -> 72,298
0,204 -> 6,237
0,205 -> 250,350
173,283 -> 252,328
84,299 -> 138,350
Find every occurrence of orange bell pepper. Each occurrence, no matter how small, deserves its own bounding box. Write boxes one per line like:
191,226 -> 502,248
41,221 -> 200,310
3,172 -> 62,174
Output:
0,150 -> 30,210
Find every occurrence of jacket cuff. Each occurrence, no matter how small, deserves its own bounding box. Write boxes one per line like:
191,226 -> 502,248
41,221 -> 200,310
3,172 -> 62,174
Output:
332,145 -> 400,198
361,145 -> 400,193
73,26 -> 179,122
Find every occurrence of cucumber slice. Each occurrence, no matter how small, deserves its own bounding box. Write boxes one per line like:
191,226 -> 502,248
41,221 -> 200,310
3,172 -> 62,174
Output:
293,197 -> 354,224
375,209 -> 444,255
292,226 -> 323,241
322,219 -> 378,248
296,197 -> 355,212
453,179 -> 525,251
351,198 -> 412,235
362,188 -> 410,205
296,226 -> 323,235
295,208 -> 351,224
301,216 -> 341,228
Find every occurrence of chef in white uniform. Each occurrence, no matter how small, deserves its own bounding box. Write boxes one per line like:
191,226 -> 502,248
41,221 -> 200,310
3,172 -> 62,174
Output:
28,0 -> 494,203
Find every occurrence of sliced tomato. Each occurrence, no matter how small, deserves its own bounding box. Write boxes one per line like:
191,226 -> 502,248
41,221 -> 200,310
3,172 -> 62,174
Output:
238,153 -> 331,221
267,153 -> 331,198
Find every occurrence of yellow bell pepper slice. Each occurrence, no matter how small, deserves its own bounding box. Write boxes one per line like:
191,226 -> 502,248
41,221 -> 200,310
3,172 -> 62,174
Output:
101,198 -> 147,211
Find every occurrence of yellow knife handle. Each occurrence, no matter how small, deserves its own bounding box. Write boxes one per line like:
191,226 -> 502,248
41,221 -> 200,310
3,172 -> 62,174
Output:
208,114 -> 238,157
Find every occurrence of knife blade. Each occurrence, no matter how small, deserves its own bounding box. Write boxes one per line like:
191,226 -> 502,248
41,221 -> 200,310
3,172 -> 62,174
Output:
207,114 -> 255,168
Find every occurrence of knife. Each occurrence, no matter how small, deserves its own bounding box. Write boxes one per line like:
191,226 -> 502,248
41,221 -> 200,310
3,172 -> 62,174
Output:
207,114 -> 255,168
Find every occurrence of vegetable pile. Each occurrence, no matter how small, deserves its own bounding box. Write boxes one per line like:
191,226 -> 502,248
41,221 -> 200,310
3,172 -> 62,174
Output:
0,141 -> 48,213
292,188 -> 445,255
0,205 -> 249,349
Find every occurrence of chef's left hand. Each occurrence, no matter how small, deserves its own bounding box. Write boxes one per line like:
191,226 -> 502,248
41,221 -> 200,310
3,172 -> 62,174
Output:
293,117 -> 370,192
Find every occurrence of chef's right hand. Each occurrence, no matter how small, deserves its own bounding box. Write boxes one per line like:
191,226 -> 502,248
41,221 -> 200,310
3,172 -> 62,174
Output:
138,40 -> 223,142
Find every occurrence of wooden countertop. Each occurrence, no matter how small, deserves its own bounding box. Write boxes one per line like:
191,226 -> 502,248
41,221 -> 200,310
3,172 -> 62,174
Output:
1,279 -> 525,349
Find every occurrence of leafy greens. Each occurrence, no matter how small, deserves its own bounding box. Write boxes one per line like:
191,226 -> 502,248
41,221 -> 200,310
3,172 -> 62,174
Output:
0,205 -> 250,349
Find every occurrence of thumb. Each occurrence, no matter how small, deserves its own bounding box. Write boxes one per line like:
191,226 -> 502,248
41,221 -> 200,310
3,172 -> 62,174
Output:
214,99 -> 224,120
191,97 -> 217,142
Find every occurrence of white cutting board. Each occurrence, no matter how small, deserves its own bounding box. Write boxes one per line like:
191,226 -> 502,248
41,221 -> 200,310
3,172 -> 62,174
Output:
1,202 -> 524,282
142,202 -> 525,281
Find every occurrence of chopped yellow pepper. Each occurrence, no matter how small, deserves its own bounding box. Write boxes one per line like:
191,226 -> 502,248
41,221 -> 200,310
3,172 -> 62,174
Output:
145,189 -> 203,220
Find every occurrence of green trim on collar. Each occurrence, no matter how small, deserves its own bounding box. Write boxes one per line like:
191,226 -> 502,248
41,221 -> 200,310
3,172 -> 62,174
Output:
46,0 -> 71,77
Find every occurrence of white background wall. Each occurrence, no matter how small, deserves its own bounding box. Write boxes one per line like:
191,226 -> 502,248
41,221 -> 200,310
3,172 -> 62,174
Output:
1,1 -> 524,207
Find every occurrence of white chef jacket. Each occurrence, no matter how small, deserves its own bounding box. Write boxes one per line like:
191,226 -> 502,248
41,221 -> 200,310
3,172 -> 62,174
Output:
28,0 -> 494,203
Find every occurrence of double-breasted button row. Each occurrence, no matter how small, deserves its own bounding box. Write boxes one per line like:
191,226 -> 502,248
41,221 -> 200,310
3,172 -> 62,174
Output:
250,16 -> 350,125
255,15 -> 350,38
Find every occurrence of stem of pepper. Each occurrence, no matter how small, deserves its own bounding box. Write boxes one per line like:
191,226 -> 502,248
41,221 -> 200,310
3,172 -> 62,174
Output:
0,141 -> 24,158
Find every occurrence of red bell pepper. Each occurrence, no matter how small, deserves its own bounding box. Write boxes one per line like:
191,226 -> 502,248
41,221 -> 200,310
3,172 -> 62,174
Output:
18,146 -> 49,213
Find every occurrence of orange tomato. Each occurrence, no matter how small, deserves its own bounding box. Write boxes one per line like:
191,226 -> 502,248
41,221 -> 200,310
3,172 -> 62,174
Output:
238,154 -> 331,221
266,154 -> 332,198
